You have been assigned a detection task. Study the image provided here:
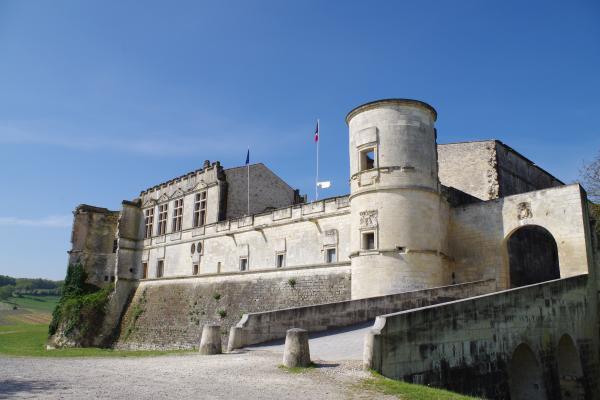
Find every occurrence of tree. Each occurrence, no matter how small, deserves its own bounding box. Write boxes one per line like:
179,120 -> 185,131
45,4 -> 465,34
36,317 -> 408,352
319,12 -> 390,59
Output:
0,285 -> 15,301
581,150 -> 600,203
581,151 -> 600,237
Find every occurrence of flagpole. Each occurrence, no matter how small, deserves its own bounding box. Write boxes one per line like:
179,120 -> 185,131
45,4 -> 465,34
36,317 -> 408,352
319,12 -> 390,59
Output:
316,119 -> 319,201
247,146 -> 250,216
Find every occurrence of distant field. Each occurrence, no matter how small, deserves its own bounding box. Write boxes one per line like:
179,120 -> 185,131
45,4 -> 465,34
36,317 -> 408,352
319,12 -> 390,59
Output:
0,295 -> 59,325
0,295 -> 192,357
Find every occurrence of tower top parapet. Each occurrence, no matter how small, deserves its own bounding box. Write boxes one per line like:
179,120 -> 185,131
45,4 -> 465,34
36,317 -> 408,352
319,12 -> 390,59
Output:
346,98 -> 437,124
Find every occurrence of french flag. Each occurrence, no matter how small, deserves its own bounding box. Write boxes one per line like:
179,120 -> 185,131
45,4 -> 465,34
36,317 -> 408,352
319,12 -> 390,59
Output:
314,120 -> 319,142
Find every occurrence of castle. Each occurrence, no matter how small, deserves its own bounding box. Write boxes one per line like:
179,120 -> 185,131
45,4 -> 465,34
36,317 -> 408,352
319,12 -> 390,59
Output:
59,99 -> 599,399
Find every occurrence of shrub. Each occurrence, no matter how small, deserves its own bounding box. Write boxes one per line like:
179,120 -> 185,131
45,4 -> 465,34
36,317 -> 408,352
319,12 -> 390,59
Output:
217,309 -> 227,318
288,278 -> 297,288
213,293 -> 221,301
48,264 -> 112,343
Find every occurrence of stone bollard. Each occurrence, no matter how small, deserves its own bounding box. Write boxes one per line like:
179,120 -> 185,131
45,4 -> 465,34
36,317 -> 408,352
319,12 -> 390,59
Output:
283,328 -> 311,368
199,324 -> 222,355
227,326 -> 244,352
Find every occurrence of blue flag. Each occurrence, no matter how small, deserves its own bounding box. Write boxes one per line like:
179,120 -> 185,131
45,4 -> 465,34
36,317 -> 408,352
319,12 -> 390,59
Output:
245,148 -> 250,165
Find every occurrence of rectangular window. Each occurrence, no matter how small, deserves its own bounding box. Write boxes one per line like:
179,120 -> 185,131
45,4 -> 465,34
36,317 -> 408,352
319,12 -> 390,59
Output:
325,248 -> 337,263
239,257 -> 248,271
192,264 -> 199,275
157,204 -> 168,235
156,260 -> 164,278
172,198 -> 184,232
276,253 -> 285,268
360,147 -> 376,171
142,262 -> 148,279
144,208 -> 154,239
193,191 -> 207,227
362,232 -> 375,250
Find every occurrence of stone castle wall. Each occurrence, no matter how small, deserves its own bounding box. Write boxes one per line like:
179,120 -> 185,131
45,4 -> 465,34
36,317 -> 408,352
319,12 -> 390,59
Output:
116,263 -> 351,350
449,184 -> 590,289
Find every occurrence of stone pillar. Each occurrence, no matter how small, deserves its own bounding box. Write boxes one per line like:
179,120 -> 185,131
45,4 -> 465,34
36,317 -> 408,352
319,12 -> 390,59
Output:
199,324 -> 222,355
282,328 -> 311,368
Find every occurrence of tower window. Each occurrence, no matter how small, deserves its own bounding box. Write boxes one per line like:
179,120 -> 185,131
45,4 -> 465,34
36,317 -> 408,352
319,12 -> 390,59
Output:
239,257 -> 248,271
325,247 -> 337,263
193,263 -> 199,275
142,262 -> 148,279
144,208 -> 154,239
172,198 -> 184,232
157,204 -> 168,235
362,232 -> 376,250
156,260 -> 164,278
193,191 -> 207,227
276,253 -> 285,268
360,147 -> 376,171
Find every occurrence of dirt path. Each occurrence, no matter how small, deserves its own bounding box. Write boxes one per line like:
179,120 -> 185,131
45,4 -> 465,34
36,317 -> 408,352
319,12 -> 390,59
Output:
0,351 -> 393,399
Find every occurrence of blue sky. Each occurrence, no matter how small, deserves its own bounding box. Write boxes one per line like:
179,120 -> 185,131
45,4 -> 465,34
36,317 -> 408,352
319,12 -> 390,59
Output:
0,0 -> 598,279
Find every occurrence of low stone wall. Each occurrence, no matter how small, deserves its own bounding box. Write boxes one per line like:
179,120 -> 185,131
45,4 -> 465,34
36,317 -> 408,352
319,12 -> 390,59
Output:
228,280 -> 497,350
115,263 -> 351,350
365,274 -> 599,399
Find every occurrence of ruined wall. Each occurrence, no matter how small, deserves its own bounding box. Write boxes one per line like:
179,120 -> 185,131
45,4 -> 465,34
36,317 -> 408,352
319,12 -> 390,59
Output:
438,141 -> 498,200
365,274 -> 599,399
116,263 -> 351,350
224,163 -> 297,219
142,196 -> 350,278
495,141 -> 563,198
437,140 -> 564,202
69,204 -> 119,287
449,184 -> 589,289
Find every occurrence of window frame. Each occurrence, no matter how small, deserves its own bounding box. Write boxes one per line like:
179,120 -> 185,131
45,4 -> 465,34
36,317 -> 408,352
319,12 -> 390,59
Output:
144,207 -> 154,239
142,262 -> 148,279
239,257 -> 249,271
361,231 -> 376,251
172,198 -> 184,232
157,204 -> 168,235
276,252 -> 286,268
359,145 -> 377,172
193,191 -> 208,227
192,263 -> 199,275
156,260 -> 164,278
325,247 -> 337,263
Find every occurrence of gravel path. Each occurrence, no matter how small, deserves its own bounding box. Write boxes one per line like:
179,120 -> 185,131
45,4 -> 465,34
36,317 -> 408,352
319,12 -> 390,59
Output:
0,350 -> 393,399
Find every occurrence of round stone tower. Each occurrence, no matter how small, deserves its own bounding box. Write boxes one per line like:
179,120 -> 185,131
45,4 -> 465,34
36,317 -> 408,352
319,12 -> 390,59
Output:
347,99 -> 450,299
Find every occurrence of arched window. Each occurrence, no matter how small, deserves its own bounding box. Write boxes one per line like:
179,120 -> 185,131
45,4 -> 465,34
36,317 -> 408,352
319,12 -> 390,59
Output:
507,225 -> 559,288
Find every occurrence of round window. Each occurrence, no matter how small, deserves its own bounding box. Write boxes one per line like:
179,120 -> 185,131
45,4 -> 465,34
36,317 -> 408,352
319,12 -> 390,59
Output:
191,243 -> 196,254
197,242 -> 202,254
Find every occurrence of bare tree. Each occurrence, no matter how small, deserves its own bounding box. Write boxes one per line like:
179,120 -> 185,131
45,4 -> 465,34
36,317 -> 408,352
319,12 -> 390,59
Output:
581,151 -> 600,237
580,150 -> 600,203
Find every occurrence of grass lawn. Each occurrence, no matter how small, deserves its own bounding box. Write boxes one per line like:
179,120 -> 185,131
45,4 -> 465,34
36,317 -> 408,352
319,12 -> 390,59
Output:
0,296 -> 193,358
360,371 -> 482,400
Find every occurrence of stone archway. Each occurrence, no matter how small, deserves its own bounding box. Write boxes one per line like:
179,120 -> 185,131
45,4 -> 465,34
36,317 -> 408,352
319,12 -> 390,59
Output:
509,343 -> 547,400
557,334 -> 585,400
507,225 -> 559,288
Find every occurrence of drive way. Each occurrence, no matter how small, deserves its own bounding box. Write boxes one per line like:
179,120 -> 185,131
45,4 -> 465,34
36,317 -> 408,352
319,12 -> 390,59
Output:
246,320 -> 374,361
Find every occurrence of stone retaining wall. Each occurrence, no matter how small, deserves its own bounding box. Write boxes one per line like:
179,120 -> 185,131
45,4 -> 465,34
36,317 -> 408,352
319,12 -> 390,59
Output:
115,263 -> 351,349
